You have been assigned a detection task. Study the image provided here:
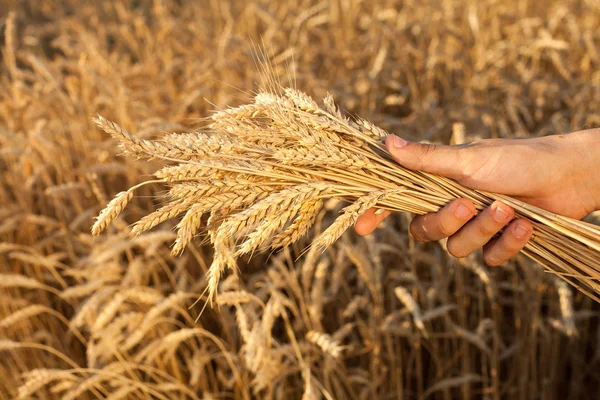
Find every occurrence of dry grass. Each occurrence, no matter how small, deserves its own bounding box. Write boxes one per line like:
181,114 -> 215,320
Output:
2,0 -> 600,399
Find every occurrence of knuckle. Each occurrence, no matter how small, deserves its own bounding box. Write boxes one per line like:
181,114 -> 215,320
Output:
506,243 -> 525,258
454,148 -> 473,182
436,218 -> 453,238
419,143 -> 438,161
502,238 -> 522,253
446,238 -> 466,258
478,223 -> 497,237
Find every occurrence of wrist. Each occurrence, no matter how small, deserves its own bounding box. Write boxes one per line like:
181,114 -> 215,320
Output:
570,129 -> 600,212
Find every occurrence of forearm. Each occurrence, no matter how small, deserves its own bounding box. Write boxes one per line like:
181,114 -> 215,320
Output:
565,129 -> 600,212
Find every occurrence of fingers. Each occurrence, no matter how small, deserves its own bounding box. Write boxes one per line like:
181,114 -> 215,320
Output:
355,200 -> 532,267
446,201 -> 514,258
354,208 -> 392,236
482,219 -> 533,266
410,199 -> 476,242
385,135 -> 467,180
357,198 -> 477,239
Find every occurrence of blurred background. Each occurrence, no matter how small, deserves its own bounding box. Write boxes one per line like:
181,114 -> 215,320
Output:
1,1 -> 600,399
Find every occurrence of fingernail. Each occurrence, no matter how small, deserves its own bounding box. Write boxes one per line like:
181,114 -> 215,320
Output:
493,205 -> 510,222
374,208 -> 386,215
454,204 -> 471,219
514,224 -> 529,239
390,135 -> 408,149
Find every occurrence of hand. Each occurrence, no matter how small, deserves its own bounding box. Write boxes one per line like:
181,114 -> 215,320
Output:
355,129 -> 600,266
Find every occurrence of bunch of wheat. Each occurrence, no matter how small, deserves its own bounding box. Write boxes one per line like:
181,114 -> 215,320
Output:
92,88 -> 600,302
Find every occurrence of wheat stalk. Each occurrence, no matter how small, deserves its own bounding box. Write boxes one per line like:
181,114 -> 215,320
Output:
305,330 -> 343,359
91,87 -> 600,304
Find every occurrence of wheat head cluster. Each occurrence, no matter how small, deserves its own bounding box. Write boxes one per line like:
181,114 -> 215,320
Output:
92,86 -> 600,303
3,0 -> 600,399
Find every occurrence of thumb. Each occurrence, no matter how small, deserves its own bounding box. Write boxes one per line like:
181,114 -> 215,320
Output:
385,135 -> 466,180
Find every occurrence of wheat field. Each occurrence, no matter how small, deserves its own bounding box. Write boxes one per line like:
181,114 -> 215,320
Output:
1,1 -> 600,399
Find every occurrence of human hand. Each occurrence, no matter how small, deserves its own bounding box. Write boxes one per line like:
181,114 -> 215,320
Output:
355,129 -> 600,266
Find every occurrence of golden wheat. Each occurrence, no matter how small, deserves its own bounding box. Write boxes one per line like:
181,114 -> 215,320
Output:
93,87 -> 600,304
3,1 -> 600,399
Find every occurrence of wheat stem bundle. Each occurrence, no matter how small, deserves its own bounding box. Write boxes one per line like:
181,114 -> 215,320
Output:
92,88 -> 600,303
